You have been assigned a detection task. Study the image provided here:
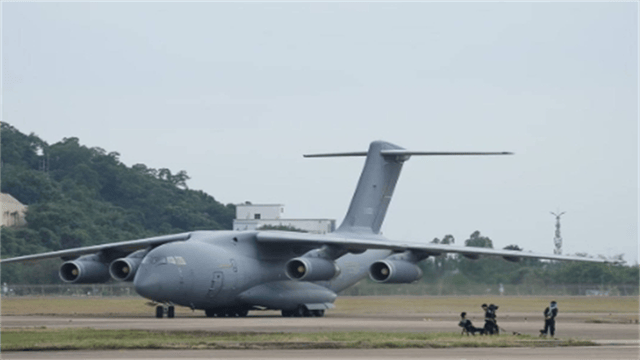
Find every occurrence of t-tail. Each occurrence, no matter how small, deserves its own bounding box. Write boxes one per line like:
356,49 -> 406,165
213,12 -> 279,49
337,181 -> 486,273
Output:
305,140 -> 512,235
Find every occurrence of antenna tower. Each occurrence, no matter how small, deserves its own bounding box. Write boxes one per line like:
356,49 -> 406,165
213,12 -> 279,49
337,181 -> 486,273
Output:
550,211 -> 566,255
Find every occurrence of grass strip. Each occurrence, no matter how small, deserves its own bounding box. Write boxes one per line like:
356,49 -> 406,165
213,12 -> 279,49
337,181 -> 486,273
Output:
2,296 -> 638,317
1,328 -> 596,351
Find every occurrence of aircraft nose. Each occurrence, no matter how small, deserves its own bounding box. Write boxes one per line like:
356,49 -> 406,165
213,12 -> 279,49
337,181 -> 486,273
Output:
133,265 -> 164,300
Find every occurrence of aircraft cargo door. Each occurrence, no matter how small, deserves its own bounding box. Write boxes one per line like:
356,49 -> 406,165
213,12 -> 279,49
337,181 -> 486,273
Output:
207,271 -> 224,299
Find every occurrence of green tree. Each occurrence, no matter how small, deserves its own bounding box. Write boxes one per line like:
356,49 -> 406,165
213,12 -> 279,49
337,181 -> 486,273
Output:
464,230 -> 493,248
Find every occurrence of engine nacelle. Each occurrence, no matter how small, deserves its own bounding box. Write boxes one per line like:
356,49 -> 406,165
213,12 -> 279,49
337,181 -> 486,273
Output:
369,259 -> 423,284
59,255 -> 110,284
285,257 -> 340,281
109,250 -> 146,281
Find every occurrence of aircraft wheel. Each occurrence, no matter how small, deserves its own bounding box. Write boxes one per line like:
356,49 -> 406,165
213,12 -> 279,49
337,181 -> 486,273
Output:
155,305 -> 164,318
281,310 -> 293,317
294,305 -> 306,317
237,308 -> 249,317
205,309 -> 216,318
167,306 -> 175,318
312,309 -> 325,317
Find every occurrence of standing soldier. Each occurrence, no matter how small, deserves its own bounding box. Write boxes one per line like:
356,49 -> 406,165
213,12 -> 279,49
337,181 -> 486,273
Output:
540,301 -> 559,338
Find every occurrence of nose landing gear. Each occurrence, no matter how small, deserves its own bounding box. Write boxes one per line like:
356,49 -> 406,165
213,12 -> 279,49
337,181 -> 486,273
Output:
155,304 -> 175,318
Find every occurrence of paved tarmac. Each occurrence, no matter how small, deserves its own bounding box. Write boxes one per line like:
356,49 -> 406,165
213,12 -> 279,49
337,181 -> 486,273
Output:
2,313 -> 638,359
3,346 -> 640,360
3,313 -> 638,340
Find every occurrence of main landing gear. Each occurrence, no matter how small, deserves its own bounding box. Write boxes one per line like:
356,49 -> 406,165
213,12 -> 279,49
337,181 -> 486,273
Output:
155,305 -> 175,318
281,305 -> 325,317
204,307 -> 249,317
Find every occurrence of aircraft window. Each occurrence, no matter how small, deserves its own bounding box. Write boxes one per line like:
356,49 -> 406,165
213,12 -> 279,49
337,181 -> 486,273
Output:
175,256 -> 186,266
143,256 -> 160,265
167,256 -> 176,264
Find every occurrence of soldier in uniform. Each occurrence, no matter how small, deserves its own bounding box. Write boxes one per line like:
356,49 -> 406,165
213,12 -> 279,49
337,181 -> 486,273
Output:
458,312 -> 484,335
540,301 -> 559,338
482,303 -> 499,335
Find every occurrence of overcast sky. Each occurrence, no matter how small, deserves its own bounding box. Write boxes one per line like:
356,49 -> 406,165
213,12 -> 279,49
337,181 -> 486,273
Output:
3,2 -> 638,263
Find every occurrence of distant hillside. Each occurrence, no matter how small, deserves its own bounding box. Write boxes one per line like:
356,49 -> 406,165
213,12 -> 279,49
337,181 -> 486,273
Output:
1,123 -> 235,282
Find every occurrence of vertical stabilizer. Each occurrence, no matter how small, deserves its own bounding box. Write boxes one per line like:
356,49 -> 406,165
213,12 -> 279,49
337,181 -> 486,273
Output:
335,141 -> 406,234
304,141 -> 512,235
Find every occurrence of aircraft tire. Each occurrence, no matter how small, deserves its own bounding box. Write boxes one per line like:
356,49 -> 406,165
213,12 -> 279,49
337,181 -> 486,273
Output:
167,306 -> 175,318
236,308 -> 249,317
312,309 -> 325,317
204,309 -> 216,318
294,305 -> 306,317
155,305 -> 164,318
281,310 -> 293,317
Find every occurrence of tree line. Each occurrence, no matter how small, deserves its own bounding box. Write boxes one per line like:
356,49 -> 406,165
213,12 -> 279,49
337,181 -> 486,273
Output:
343,231 -> 638,296
1,123 -> 235,283
1,123 -> 637,292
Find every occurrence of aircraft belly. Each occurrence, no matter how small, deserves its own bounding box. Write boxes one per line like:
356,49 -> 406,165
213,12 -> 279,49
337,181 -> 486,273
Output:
238,281 -> 337,310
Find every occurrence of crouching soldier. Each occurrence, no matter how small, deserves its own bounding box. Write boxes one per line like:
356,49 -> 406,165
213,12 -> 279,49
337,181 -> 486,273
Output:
540,301 -> 559,338
459,312 -> 484,335
482,303 -> 499,335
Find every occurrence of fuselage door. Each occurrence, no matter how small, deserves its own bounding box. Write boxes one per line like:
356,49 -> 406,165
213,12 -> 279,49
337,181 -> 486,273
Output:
207,271 -> 224,299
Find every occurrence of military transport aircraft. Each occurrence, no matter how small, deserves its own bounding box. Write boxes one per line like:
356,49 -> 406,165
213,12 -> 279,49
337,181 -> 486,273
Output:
1,140 -> 608,318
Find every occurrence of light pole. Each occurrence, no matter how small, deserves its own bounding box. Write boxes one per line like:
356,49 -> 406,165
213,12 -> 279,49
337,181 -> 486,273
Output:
550,211 -> 566,255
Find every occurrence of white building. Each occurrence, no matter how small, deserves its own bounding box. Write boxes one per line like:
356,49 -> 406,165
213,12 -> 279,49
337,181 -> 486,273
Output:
233,203 -> 335,234
1,193 -> 28,227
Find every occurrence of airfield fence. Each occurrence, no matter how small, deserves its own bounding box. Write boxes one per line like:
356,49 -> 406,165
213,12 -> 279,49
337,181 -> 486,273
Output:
339,281 -> 639,297
2,282 -> 637,297
3,283 -> 137,297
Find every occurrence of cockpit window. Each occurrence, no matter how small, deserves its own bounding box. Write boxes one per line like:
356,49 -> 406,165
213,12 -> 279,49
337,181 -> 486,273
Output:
142,256 -> 159,265
141,255 -> 186,266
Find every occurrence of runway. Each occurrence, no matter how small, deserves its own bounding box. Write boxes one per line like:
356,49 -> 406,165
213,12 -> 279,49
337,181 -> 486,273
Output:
3,312 -> 638,340
2,313 -> 638,359
3,346 -> 640,360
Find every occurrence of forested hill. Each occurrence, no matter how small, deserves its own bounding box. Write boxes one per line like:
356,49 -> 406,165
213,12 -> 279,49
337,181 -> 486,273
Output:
1,123 -> 235,259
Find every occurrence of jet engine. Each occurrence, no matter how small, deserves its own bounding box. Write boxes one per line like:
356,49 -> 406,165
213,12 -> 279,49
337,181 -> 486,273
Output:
285,257 -> 340,281
369,259 -> 423,283
59,254 -> 110,284
109,250 -> 146,281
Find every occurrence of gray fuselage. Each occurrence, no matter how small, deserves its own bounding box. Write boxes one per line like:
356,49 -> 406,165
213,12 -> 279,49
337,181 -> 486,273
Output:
133,230 -> 391,311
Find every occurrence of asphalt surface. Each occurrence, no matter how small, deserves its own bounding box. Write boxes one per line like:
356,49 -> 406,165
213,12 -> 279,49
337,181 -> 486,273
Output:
3,347 -> 640,360
2,313 -> 638,359
3,313 -> 638,340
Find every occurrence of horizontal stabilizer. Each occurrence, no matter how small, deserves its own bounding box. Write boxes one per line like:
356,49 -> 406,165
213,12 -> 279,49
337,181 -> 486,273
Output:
304,150 -> 513,158
304,152 -> 368,158
380,150 -> 513,156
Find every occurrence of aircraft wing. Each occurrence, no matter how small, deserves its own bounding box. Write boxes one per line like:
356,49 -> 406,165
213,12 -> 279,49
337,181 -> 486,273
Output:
255,231 -> 609,263
0,232 -> 191,264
